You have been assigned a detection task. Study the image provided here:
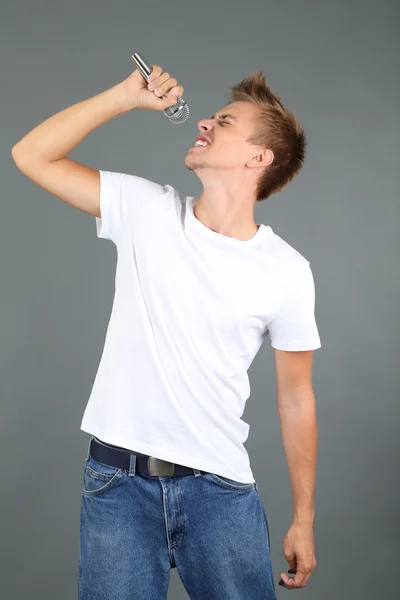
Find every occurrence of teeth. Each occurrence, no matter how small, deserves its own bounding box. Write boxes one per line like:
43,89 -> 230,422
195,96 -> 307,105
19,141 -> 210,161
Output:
195,140 -> 209,146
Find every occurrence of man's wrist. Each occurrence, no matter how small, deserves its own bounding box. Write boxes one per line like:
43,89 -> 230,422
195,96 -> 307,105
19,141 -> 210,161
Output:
116,80 -> 138,113
293,510 -> 315,526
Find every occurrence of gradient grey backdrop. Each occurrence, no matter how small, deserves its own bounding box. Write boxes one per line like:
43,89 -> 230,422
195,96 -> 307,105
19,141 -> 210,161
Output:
2,0 -> 399,598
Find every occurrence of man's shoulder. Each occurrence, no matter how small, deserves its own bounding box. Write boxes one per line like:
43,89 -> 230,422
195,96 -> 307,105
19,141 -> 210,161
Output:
267,227 -> 310,270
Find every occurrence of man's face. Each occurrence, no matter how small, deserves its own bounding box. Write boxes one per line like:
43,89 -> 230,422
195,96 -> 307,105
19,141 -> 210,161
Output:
184,101 -> 261,177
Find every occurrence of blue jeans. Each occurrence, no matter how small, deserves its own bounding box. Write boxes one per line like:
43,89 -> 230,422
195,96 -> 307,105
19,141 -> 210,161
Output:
79,436 -> 277,599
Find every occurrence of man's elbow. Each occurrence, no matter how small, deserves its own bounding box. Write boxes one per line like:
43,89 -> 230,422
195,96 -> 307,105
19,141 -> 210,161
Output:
277,386 -> 315,411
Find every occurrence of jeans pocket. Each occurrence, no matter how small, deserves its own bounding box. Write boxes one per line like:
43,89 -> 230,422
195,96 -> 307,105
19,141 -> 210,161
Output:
206,472 -> 256,491
83,455 -> 125,496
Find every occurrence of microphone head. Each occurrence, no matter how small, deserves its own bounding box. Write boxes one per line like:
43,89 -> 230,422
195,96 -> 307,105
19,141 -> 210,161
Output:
164,96 -> 189,124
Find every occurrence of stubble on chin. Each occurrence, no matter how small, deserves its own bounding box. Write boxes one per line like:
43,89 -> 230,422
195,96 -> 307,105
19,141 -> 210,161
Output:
184,155 -> 207,171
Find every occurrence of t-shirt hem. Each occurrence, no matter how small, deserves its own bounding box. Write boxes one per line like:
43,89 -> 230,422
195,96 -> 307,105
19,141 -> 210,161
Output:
80,420 -> 255,484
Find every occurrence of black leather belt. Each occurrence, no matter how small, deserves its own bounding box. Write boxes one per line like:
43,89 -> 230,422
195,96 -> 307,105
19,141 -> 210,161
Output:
90,437 -> 204,477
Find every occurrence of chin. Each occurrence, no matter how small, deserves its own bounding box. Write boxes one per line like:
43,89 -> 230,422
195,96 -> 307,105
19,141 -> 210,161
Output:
184,155 -> 207,171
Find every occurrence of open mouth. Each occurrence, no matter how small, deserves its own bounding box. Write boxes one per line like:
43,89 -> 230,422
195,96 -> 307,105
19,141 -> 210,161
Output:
190,141 -> 211,150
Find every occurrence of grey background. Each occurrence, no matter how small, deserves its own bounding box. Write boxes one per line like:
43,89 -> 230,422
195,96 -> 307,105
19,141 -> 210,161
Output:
1,0 -> 399,598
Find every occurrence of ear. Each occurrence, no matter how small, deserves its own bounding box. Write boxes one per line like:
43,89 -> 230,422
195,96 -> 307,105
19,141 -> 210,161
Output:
246,148 -> 274,168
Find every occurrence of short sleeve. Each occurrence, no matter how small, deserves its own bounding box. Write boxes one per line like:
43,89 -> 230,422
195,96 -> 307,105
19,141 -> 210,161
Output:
95,169 -> 165,245
266,263 -> 322,351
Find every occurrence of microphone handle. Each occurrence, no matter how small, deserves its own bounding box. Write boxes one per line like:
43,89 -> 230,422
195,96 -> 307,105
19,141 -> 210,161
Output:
130,52 -> 153,81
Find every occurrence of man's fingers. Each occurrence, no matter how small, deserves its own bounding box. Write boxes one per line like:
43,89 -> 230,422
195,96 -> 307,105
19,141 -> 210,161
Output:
279,567 -> 311,589
147,72 -> 168,92
152,75 -> 177,97
148,65 -> 162,82
146,65 -> 183,101
293,569 -> 308,588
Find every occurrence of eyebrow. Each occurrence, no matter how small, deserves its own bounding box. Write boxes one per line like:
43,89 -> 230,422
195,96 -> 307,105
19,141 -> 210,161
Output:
211,113 -> 238,122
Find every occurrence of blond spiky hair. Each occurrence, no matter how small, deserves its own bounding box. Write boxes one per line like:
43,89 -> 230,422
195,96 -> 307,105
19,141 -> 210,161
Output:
228,70 -> 307,202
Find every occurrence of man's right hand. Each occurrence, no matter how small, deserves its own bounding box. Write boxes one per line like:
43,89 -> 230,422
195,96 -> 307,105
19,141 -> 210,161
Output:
121,64 -> 184,112
11,63 -> 184,220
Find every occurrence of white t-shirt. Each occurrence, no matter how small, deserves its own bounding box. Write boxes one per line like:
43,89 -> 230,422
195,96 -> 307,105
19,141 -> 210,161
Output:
80,170 -> 322,483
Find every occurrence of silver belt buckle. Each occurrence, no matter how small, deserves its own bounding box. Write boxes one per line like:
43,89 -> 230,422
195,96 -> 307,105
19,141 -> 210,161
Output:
147,456 -> 175,476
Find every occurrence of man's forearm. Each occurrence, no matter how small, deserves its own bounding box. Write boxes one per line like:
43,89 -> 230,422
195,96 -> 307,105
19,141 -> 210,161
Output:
11,82 -> 130,164
278,392 -> 317,525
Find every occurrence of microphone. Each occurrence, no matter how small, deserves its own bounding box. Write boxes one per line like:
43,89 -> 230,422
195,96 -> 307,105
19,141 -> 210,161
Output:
130,52 -> 189,124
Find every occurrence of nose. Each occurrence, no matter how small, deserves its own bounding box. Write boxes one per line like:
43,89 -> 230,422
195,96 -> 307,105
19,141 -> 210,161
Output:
197,117 -> 213,133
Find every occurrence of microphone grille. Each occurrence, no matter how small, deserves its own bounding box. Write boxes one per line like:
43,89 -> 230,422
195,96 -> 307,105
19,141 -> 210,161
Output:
164,97 -> 190,124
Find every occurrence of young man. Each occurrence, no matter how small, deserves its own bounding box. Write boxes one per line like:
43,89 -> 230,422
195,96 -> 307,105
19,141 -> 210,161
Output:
12,63 -> 321,598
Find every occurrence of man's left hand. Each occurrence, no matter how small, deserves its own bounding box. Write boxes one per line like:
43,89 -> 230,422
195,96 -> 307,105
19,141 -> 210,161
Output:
278,522 -> 317,589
